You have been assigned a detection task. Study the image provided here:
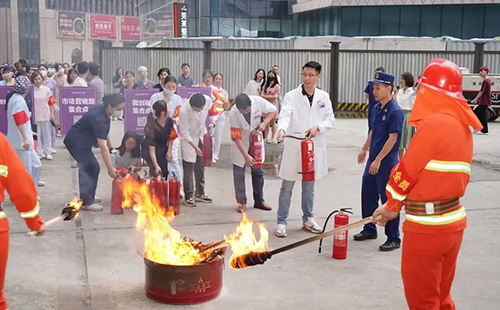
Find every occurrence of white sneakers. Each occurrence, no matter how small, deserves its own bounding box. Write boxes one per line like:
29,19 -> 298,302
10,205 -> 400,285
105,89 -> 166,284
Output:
302,217 -> 322,234
38,153 -> 54,160
275,224 -> 287,238
45,154 -> 53,160
81,203 -> 103,211
50,149 -> 57,154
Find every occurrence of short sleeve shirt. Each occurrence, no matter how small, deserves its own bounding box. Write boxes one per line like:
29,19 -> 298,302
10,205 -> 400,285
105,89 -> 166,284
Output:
137,80 -> 155,89
369,99 -> 403,163
178,75 -> 196,87
145,118 -> 174,156
7,93 -> 33,150
33,85 -> 53,122
479,78 -> 491,107
64,104 -> 110,151
111,151 -> 141,169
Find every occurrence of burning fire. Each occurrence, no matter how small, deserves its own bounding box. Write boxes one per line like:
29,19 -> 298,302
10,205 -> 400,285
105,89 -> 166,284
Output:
68,197 -> 83,218
224,213 -> 270,269
121,178 -> 210,266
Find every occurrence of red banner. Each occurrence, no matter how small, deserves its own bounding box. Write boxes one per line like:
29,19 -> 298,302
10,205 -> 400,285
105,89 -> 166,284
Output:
120,17 -> 140,41
90,14 -> 117,40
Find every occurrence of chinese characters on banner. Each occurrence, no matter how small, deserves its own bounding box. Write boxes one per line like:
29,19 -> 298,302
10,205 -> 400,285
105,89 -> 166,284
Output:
60,87 -> 97,135
0,86 -> 35,135
175,87 -> 212,100
120,17 -> 141,41
174,3 -> 189,38
90,14 -> 117,40
124,89 -> 158,135
58,11 -> 86,39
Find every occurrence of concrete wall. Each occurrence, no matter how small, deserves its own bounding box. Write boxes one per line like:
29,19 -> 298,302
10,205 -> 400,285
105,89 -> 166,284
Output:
0,8 -> 13,63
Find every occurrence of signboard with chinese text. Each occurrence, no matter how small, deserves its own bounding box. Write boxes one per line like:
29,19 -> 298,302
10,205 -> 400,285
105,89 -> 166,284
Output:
175,87 -> 211,100
60,87 -> 97,135
174,3 -> 189,38
124,89 -> 157,135
120,17 -> 141,41
58,11 -> 86,39
90,14 -> 117,40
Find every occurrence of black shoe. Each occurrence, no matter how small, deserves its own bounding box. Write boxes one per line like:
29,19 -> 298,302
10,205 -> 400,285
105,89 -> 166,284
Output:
353,230 -> 378,241
379,240 -> 401,252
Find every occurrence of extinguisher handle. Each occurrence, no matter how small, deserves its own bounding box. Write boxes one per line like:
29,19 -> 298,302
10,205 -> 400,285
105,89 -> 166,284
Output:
340,208 -> 353,214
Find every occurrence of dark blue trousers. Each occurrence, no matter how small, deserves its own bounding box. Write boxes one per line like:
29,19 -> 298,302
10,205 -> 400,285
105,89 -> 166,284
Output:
65,143 -> 100,206
233,164 -> 264,206
361,159 -> 400,242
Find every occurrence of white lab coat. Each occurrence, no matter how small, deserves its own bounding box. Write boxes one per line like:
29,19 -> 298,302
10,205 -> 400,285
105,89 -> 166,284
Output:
229,96 -> 277,168
178,94 -> 217,163
277,85 -> 335,181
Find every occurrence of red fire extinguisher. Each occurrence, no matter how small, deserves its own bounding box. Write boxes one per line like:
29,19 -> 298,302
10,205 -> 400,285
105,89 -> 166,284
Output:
151,177 -> 169,212
300,138 -> 315,181
111,169 -> 128,215
169,174 -> 181,215
250,131 -> 263,169
318,208 -> 353,260
202,131 -> 213,167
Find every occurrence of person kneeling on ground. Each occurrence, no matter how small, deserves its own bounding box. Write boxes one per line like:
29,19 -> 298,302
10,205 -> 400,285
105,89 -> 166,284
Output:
111,131 -> 142,178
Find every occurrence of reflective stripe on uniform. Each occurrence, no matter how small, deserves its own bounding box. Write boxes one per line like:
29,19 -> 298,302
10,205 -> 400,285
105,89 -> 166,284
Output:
0,211 -> 6,219
425,160 -> 471,175
20,202 -> 40,219
0,164 -> 7,178
405,207 -> 466,226
386,184 -> 406,201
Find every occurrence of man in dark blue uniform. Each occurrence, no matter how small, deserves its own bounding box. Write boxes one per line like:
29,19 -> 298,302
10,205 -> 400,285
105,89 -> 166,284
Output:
364,66 -> 385,131
355,72 -> 403,251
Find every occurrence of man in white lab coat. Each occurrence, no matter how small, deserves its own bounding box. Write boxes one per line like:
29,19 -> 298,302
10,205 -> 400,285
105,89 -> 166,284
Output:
275,61 -> 335,238
229,93 -> 277,213
179,93 -> 217,207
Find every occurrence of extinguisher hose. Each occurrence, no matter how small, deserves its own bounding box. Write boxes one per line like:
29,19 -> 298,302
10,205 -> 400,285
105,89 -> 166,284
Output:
318,210 -> 339,254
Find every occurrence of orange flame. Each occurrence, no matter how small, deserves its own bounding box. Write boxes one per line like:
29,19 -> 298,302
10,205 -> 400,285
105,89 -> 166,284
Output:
224,213 -> 269,269
69,197 -> 83,211
121,178 -> 206,265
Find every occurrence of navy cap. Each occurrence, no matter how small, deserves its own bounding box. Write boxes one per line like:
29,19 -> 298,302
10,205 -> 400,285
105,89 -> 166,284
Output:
372,72 -> 394,85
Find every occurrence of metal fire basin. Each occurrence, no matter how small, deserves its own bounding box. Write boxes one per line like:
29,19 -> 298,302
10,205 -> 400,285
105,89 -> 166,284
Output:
144,257 -> 224,305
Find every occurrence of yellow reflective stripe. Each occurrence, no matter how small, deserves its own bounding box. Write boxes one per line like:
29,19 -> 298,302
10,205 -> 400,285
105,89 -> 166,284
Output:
0,212 -> 6,219
386,184 -> 406,201
20,202 -> 40,219
425,160 -> 471,175
405,207 -> 466,226
0,164 -> 7,178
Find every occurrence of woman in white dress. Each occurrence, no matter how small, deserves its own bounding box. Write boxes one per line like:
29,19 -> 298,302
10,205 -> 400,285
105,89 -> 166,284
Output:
244,69 -> 265,96
395,72 -> 415,159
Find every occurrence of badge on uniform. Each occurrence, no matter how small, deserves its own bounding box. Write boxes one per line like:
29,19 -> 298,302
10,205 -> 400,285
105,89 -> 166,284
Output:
318,101 -> 325,109
382,115 -> 386,121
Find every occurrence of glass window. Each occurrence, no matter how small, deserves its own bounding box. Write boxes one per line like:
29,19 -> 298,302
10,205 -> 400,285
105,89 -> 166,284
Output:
200,17 -> 211,36
201,0 -> 210,16
484,4 -> 500,38
380,6 -> 400,36
441,5 -> 462,38
212,18 -> 219,36
282,19 -> 293,37
420,6 -> 441,37
189,18 -> 198,37
360,6 -> 380,36
309,11 -> 320,36
267,0 -> 285,18
251,0 -> 266,18
211,0 -> 219,16
462,5 -> 484,39
400,6 -> 420,37
235,0 -> 249,18
220,0 -> 235,18
266,18 -> 281,36
235,18 -> 250,37
250,18 -> 263,37
219,17 -> 234,36
185,0 -> 198,18
341,7 -> 360,37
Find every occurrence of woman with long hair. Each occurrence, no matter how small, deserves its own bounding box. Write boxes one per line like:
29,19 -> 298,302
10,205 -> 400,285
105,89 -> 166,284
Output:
112,67 -> 125,94
143,100 -> 175,178
211,73 -> 230,163
198,70 -> 214,87
65,68 -> 78,86
244,68 -> 265,96
153,67 -> 171,91
395,72 -> 415,158
111,131 -> 142,177
260,70 -> 281,143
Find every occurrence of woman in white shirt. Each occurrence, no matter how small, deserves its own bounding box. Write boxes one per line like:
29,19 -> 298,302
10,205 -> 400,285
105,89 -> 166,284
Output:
244,69 -> 265,97
32,71 -> 56,160
395,72 -> 415,158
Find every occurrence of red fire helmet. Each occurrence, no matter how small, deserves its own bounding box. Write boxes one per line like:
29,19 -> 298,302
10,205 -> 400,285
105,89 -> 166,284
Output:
417,59 -> 466,101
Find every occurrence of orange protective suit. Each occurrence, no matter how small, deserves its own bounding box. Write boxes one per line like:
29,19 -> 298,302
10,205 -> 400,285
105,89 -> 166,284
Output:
0,133 -> 44,310
384,59 -> 482,310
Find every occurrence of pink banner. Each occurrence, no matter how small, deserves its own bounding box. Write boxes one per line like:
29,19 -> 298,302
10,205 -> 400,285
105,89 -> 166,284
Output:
90,14 -> 117,40
121,17 -> 140,41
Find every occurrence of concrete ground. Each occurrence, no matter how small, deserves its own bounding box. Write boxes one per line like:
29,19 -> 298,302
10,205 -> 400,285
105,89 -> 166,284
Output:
3,116 -> 500,310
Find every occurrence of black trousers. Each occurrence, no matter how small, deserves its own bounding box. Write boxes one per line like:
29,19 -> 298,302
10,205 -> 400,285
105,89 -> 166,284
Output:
233,164 -> 264,206
474,105 -> 489,133
182,141 -> 205,199
65,145 -> 99,206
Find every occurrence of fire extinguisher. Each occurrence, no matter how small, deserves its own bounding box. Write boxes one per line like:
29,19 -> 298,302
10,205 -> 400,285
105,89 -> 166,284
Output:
318,208 -> 353,260
284,134 -> 315,181
169,173 -> 181,215
250,130 -> 263,169
111,169 -> 128,215
202,131 -> 213,167
151,177 -> 169,212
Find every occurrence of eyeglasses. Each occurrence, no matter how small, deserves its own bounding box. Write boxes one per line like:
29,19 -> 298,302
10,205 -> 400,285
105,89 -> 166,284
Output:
301,73 -> 319,78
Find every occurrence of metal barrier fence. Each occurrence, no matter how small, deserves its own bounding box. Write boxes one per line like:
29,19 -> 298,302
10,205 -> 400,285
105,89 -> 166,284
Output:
101,47 -> 498,107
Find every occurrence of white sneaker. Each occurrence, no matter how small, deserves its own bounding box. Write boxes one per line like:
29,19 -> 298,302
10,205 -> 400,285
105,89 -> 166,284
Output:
45,154 -> 53,160
275,224 -> 287,238
50,149 -> 57,154
302,217 -> 322,234
38,154 -> 46,159
38,181 -> 45,187
81,203 -> 103,211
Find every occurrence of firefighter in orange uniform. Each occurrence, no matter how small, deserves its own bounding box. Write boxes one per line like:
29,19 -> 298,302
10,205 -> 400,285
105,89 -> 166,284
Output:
0,132 -> 46,310
372,59 -> 483,310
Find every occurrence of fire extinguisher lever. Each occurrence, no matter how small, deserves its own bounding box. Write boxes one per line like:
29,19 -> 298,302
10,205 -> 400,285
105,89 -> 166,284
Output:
340,208 -> 353,214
